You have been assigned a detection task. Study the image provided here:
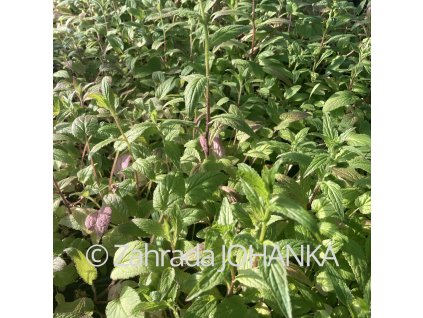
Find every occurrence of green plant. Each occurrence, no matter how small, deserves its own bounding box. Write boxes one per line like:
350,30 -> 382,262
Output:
53,0 -> 371,317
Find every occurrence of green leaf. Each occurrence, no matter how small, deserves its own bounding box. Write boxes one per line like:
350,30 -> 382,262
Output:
156,77 -> 176,100
88,93 -> 112,111
132,301 -> 168,313
107,35 -> 124,51
114,123 -> 156,152
217,197 -> 235,226
323,91 -> 359,113
284,85 -> 302,100
153,174 -> 185,214
184,74 -> 206,118
321,181 -> 344,218
105,286 -> 143,318
210,25 -> 250,47
111,241 -> 167,280
132,218 -> 168,239
159,267 -> 176,300
261,253 -> 293,318
355,192 -> 371,214
303,154 -> 330,178
103,193 -> 128,223
216,295 -> 248,318
71,115 -> 98,141
184,295 -> 218,318
131,156 -> 156,179
54,296 -> 94,315
324,263 -> 354,310
342,238 -> 368,289
64,247 -> 97,285
89,137 -> 116,156
211,114 -> 256,137
185,171 -> 228,205
270,195 -> 318,234
186,266 -> 225,301
238,163 -> 268,199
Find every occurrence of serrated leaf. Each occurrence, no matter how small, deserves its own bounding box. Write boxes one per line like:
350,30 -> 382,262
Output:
131,156 -> 156,179
159,267 -> 176,300
185,171 -> 227,205
103,193 -> 128,223
321,181 -> 344,218
132,218 -> 168,239
71,115 -> 98,141
210,25 -> 250,47
184,74 -> 206,118
184,295 -> 218,318
261,254 -> 293,318
355,192 -> 371,214
324,263 -> 354,309
114,123 -> 156,152
111,241 -> 167,280
211,113 -> 256,137
216,295 -> 248,318
132,301 -> 168,313
238,163 -> 268,199
270,195 -> 318,234
303,154 -> 330,178
342,238 -> 368,289
323,91 -> 359,112
153,174 -> 185,214
217,197 -> 235,226
105,286 -> 143,318
89,137 -> 116,156
156,77 -> 176,100
186,265 -> 225,301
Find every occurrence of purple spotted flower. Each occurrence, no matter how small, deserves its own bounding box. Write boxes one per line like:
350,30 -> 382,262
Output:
211,135 -> 224,158
114,154 -> 131,175
85,206 -> 112,236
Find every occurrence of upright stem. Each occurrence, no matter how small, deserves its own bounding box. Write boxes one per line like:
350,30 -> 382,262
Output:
85,139 -> 103,195
158,2 -> 167,62
53,177 -> 72,214
111,112 -> 140,194
198,0 -> 211,156
250,0 -> 256,57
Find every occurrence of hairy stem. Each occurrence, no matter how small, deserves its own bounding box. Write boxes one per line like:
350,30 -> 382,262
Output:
250,0 -> 256,57
85,139 -> 103,195
111,113 -> 140,194
109,150 -> 120,191
53,177 -> 72,214
198,0 -> 211,156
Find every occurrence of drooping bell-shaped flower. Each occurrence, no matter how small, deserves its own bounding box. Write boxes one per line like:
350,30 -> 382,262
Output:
211,135 -> 224,158
114,154 -> 131,175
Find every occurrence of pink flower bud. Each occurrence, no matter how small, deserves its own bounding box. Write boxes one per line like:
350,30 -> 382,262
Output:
94,212 -> 111,236
85,212 -> 98,230
199,134 -> 208,155
99,206 -> 112,216
85,206 -> 112,236
114,154 -> 131,175
211,135 -> 224,158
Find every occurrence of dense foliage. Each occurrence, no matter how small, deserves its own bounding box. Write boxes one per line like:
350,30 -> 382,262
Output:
53,0 -> 371,317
